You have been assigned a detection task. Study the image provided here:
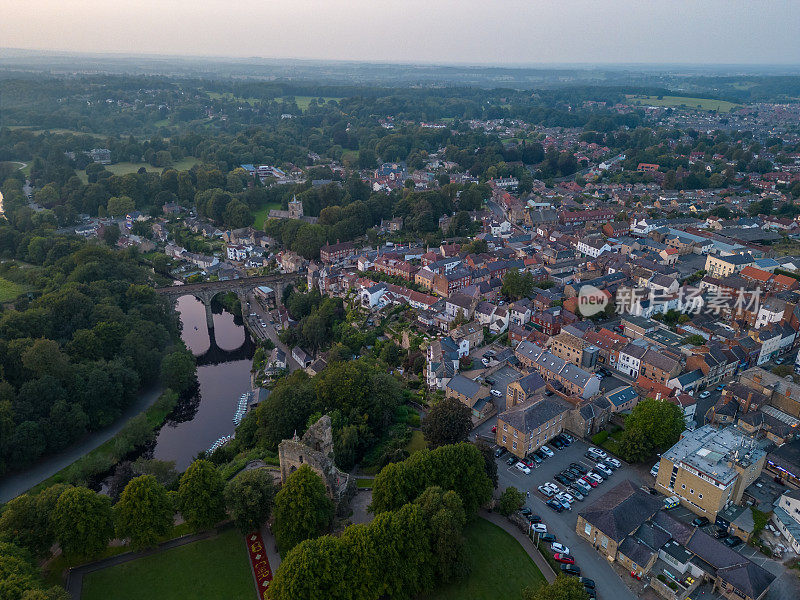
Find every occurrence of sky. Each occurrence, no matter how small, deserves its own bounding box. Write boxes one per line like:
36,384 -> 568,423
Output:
3,0 -> 799,65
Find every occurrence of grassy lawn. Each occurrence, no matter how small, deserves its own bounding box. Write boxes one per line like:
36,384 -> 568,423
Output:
251,202 -> 282,229
356,478 -> 374,489
626,95 -> 740,113
81,528 -> 254,600
288,96 -> 342,111
424,518 -> 545,600
77,157 -> 199,183
207,91 -> 262,106
405,430 -> 428,454
0,276 -> 30,302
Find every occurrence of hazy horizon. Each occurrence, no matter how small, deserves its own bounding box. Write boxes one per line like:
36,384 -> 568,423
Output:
3,0 -> 800,66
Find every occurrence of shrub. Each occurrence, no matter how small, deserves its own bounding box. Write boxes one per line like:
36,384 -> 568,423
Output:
591,431 -> 609,445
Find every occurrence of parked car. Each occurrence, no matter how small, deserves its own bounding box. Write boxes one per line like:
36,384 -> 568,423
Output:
554,553 -> 575,564
531,523 -> 547,533
537,485 -> 555,498
723,536 -> 743,547
490,389 -> 503,397
586,473 -> 604,484
534,449 -> 547,460
595,463 -> 613,477
692,516 -> 709,527
588,447 -> 608,459
551,438 -> 565,449
567,487 -> 584,501
714,528 -> 728,539
605,457 -> 621,468
526,514 -> 542,524
775,357 -> 786,365
541,446 -> 554,457
494,447 -> 506,458
540,533 -> 556,543
585,588 -> 596,599
528,453 -> 543,464
562,433 -> 575,443
557,492 -> 576,504
485,377 -> 496,385
552,543 -> 570,554
581,476 -> 599,487
546,499 -> 564,512
560,470 -> 577,482
716,384 -> 725,391
580,577 -> 595,589
506,456 -> 516,466
543,482 -> 560,492
560,564 -> 581,576
570,462 -> 588,474
554,474 -> 572,486
515,462 -> 531,475
572,480 -> 591,494
699,391 -> 711,399
650,463 -> 660,477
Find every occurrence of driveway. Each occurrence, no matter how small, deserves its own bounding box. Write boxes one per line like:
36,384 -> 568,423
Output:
496,437 -> 643,600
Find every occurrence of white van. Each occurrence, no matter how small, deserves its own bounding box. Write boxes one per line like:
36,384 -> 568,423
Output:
650,463 -> 660,477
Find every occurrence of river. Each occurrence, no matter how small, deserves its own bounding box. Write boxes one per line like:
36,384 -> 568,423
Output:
0,294 -> 255,502
149,295 -> 255,471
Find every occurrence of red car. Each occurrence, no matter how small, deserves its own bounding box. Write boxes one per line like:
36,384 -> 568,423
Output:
554,553 -> 575,564
491,426 -> 497,433
581,476 -> 598,488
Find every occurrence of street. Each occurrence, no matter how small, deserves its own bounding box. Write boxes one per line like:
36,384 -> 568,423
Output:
243,293 -> 301,372
494,437 -> 643,600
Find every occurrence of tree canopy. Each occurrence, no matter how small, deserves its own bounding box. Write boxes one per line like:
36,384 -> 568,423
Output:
272,465 -> 335,554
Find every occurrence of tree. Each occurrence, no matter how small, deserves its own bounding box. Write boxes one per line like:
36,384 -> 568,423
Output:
176,460 -> 226,530
475,441 -> 499,488
413,487 -> 468,583
422,398 -> 472,448
106,196 -> 135,217
0,543 -> 40,600
102,223 -> 120,246
273,465 -> 334,554
498,486 -> 525,516
225,469 -> 277,533
522,575 -> 589,600
501,270 -> 535,300
618,399 -> 685,463
114,475 -> 173,550
52,487 -> 114,558
0,484 -> 69,557
160,349 -> 197,393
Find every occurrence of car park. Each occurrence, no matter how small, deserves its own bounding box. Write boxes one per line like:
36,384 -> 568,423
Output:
531,523 -> 547,533
541,446 -> 554,457
515,462 -> 531,474
691,516 -> 709,527
554,553 -> 574,564
552,543 -> 570,554
723,536 -> 742,547
560,564 -> 581,576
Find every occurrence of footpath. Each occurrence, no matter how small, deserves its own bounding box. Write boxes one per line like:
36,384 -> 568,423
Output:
480,510 -> 557,584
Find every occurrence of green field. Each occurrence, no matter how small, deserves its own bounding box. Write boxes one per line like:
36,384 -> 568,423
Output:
425,518 -> 545,600
81,528 -> 254,600
0,277 -> 30,302
626,95 -> 740,113
6,125 -> 107,138
77,157 -> 200,182
287,96 -> 342,111
208,91 -> 262,106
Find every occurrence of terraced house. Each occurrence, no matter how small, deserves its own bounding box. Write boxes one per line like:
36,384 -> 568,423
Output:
495,394 -> 570,458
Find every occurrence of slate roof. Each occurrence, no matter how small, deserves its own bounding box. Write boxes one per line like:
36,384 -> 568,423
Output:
499,397 -> 569,434
618,536 -> 655,568
516,372 -> 547,395
446,374 -> 481,399
578,480 -> 662,543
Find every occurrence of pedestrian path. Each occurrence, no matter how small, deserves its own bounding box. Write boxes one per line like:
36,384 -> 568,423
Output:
479,510 -> 557,583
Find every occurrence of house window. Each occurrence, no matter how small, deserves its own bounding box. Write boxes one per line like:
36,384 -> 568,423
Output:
699,494 -> 703,499
584,522 -> 591,536
513,430 -> 517,437
503,424 -> 508,432
502,435 -> 507,443
690,489 -> 694,495
513,442 -> 517,450
601,536 -> 608,549
681,484 -> 686,490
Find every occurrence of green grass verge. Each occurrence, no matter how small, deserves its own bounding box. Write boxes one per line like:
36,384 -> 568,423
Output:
356,478 -> 374,489
0,276 -> 30,302
405,430 -> 428,455
80,528 -> 253,600
424,518 -> 545,600
626,95 -> 740,113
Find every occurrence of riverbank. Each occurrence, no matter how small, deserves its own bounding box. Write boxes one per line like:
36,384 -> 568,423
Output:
0,385 -> 165,503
